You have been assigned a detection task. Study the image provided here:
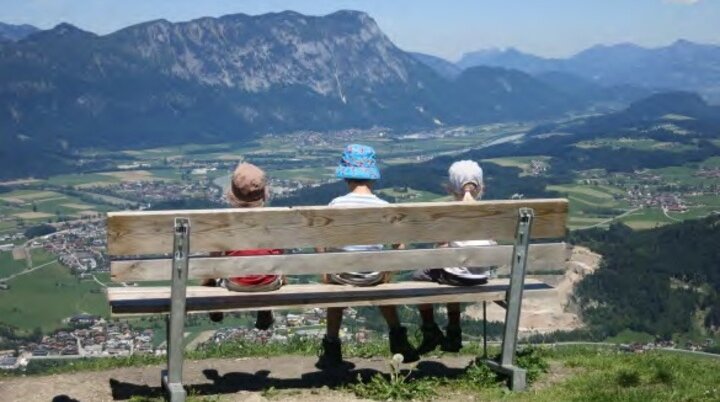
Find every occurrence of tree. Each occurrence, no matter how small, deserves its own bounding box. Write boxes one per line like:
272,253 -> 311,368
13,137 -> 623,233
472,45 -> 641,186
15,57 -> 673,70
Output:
23,224 -> 56,239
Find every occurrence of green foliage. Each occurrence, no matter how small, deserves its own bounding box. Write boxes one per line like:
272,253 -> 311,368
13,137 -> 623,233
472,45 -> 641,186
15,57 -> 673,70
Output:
348,356 -> 438,401
542,348 -> 720,402
459,360 -> 500,389
23,223 -> 56,239
515,346 -> 551,383
188,336 -> 319,359
615,368 -> 641,387
572,216 -> 720,338
651,365 -> 674,385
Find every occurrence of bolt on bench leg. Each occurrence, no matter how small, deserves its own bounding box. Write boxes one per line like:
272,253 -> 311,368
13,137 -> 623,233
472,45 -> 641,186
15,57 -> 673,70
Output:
483,208 -> 533,392
162,218 -> 190,402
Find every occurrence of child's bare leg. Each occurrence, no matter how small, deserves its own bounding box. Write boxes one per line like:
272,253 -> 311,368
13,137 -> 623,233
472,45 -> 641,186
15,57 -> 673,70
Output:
379,305 -> 401,329
442,303 -> 463,352
418,303 -> 435,326
326,307 -> 344,339
447,303 -> 461,327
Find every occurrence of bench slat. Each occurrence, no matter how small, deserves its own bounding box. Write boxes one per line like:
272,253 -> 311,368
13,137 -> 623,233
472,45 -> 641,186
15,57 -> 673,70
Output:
107,279 -> 554,316
107,199 -> 568,256
110,243 -> 569,282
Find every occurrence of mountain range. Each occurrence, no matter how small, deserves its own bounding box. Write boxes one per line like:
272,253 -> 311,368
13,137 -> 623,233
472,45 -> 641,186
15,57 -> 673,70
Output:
0,11 -> 644,179
428,40 -> 720,102
0,22 -> 39,42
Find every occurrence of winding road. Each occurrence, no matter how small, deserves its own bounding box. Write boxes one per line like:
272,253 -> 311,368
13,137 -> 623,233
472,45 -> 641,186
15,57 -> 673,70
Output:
581,207 -> 641,230
0,258 -> 57,282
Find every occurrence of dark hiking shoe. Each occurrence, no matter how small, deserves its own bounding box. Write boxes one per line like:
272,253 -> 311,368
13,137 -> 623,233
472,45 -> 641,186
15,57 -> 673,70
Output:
416,323 -> 445,355
255,310 -> 274,331
441,325 -> 462,352
316,336 -> 354,370
389,327 -> 420,363
208,312 -> 224,323
201,279 -> 224,323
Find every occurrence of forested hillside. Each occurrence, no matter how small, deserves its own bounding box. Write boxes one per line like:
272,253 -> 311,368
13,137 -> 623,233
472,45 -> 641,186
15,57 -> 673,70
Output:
571,216 -> 720,339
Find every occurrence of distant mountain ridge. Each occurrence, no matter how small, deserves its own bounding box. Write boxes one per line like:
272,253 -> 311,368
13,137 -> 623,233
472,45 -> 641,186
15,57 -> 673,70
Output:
409,52 -> 462,79
453,40 -> 720,102
0,11 -> 626,179
457,47 -> 553,72
0,22 -> 40,41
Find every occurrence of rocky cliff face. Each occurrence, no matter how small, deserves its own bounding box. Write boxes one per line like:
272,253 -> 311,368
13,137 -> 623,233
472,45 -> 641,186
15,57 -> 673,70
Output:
0,11 -> 447,153
108,11 -> 421,97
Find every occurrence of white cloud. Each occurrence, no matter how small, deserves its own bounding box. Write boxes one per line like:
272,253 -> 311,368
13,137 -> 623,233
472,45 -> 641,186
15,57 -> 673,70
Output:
665,0 -> 702,4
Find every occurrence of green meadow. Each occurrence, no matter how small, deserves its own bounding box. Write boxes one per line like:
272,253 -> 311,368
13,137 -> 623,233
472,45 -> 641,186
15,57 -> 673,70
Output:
0,250 -> 106,333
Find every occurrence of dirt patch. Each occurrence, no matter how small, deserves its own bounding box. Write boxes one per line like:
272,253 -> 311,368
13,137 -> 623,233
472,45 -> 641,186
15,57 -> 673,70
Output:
0,355 -> 472,402
12,247 -> 27,261
12,212 -> 54,219
466,246 -> 601,334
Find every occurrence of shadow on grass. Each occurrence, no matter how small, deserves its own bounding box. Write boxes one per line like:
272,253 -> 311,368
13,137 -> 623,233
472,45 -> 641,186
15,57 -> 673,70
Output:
106,361 -> 466,400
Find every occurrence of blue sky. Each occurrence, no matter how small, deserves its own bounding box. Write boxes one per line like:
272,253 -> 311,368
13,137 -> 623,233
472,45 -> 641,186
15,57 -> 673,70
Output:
1,0 -> 719,60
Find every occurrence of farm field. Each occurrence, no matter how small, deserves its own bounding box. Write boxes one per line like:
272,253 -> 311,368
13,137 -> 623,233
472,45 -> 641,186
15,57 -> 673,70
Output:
0,189 -> 111,225
0,249 -> 31,278
546,183 -> 629,228
483,155 -> 550,176
618,207 -> 677,229
574,137 -> 699,152
270,166 -> 335,181
0,249 -> 106,333
46,173 -> 120,188
377,187 -> 447,203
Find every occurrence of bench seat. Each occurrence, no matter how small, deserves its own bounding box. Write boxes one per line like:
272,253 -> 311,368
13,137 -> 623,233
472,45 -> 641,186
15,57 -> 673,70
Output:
105,199 -> 569,397
107,279 -> 553,316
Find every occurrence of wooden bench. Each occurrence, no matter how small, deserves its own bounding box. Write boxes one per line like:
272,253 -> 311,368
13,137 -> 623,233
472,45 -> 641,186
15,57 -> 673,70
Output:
106,198 -> 569,401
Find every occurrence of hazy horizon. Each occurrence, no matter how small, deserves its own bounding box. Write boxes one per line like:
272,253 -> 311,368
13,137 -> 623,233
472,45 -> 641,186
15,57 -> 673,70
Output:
1,0 -> 719,60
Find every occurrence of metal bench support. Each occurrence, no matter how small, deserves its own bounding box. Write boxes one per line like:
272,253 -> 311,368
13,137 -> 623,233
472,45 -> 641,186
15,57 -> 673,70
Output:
485,208 -> 534,391
162,218 -> 190,402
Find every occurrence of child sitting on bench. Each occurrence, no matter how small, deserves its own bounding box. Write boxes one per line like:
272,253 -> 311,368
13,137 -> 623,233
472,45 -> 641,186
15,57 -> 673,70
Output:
202,162 -> 284,329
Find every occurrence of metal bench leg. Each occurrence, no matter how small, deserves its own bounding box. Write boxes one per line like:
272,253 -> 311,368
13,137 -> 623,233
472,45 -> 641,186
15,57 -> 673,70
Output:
485,208 -> 533,391
162,218 -> 190,402
482,301 -> 488,359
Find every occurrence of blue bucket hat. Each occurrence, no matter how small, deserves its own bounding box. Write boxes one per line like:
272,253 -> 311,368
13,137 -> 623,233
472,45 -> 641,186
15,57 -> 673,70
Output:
336,144 -> 381,180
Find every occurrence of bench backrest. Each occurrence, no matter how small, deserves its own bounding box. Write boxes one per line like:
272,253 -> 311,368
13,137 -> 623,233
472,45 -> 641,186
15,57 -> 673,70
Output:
107,199 -> 569,283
